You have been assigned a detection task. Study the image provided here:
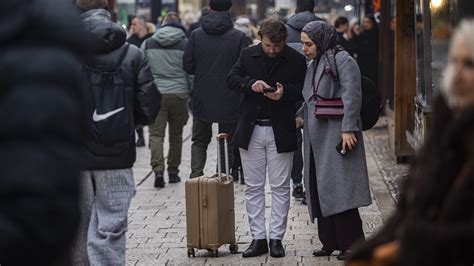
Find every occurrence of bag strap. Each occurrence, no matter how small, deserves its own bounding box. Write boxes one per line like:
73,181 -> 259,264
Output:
117,44 -> 130,68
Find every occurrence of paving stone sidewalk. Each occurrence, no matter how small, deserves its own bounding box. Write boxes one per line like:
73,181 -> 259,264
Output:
126,118 -> 403,265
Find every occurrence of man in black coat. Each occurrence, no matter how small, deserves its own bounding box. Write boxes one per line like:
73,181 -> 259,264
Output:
183,0 -> 248,178
227,17 -> 307,258
73,0 -> 161,264
0,0 -> 85,264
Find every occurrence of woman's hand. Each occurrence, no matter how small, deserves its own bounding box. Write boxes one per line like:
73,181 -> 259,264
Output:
341,132 -> 358,152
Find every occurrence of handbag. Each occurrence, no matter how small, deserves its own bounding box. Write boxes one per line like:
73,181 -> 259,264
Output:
312,64 -> 344,118
314,96 -> 344,118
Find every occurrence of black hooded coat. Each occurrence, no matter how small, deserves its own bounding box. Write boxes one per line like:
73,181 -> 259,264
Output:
183,11 -> 248,123
80,9 -> 161,170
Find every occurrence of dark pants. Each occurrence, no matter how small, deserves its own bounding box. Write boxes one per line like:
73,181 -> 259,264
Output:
291,128 -> 303,187
190,117 -> 236,178
309,147 -> 365,251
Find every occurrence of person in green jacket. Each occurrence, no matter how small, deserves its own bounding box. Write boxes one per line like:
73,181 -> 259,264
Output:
142,12 -> 192,188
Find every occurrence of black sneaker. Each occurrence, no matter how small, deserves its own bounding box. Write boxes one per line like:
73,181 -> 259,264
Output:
292,185 -> 304,199
168,173 -> 181,184
136,138 -> 145,147
231,168 -> 239,182
154,171 -> 165,188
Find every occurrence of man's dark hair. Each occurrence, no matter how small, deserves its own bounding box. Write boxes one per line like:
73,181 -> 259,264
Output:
334,16 -> 349,29
258,17 -> 288,43
416,13 -> 423,23
295,0 -> 315,13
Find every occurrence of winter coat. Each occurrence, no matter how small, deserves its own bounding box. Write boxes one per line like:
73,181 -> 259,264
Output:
286,11 -> 322,44
299,50 -> 371,219
142,25 -> 192,95
183,11 -> 248,123
349,97 -> 474,266
127,32 -> 153,48
0,1 -> 84,264
80,9 -> 161,170
227,45 -> 307,153
356,28 -> 379,85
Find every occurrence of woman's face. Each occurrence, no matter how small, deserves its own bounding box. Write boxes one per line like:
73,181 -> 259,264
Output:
301,32 -> 317,59
446,35 -> 474,110
363,17 -> 374,31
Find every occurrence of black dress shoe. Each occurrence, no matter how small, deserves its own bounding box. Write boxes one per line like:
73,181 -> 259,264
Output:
337,250 -> 352,260
136,138 -> 145,147
312,249 -> 334,256
269,239 -> 285,258
168,173 -> 181,183
242,239 -> 268,258
292,185 -> 304,199
239,167 -> 245,185
154,171 -> 165,188
231,168 -> 239,182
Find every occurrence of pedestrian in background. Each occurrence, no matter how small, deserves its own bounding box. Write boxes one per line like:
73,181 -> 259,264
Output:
356,14 -> 379,87
142,12 -> 191,188
73,0 -> 161,264
348,19 -> 474,266
127,15 -> 154,147
285,0 -> 322,201
334,16 -> 356,57
183,0 -> 248,179
227,17 -> 307,258
0,0 -> 84,264
297,21 -> 371,260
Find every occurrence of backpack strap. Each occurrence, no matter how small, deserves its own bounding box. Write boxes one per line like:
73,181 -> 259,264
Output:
117,44 -> 130,68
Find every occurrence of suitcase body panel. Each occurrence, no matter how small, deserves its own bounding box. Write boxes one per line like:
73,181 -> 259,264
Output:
185,174 -> 236,251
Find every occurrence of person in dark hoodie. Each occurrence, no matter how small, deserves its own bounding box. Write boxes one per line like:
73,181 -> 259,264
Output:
286,0 -> 322,44
142,12 -> 192,188
0,1 -> 84,264
286,0 -> 322,200
356,14 -> 379,88
183,0 -> 248,179
73,0 -> 161,265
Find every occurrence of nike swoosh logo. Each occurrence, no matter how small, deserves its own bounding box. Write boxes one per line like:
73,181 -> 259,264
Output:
92,107 -> 124,122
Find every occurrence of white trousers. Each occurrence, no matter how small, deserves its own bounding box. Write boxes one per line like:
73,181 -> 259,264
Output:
240,125 -> 294,240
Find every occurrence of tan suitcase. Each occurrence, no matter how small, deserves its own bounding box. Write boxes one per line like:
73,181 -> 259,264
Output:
185,133 -> 238,257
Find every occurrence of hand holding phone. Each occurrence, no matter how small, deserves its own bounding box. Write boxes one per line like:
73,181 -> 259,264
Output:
262,87 -> 276,93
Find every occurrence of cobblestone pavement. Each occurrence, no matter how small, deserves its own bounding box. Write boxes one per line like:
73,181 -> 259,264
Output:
126,118 -> 402,265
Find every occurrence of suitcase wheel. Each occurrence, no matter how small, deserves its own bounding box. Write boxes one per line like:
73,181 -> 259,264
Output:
229,244 -> 239,254
187,248 -> 195,258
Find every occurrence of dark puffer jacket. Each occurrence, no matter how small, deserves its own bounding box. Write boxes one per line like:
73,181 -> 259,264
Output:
80,9 -> 161,170
0,0 -> 85,264
183,11 -> 248,123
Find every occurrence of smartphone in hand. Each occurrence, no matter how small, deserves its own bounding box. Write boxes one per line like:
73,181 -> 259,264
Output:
336,141 -> 350,156
262,87 -> 276,93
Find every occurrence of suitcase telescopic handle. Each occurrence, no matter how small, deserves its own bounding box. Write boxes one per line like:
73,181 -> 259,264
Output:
216,133 -> 231,182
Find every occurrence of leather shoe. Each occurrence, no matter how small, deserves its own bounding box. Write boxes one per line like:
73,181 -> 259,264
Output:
269,239 -> 285,258
242,239 -> 268,258
337,250 -> 352,260
154,171 -> 165,188
313,249 -> 334,256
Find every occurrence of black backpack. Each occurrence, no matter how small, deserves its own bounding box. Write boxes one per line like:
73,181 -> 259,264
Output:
360,76 -> 382,131
82,44 -> 134,155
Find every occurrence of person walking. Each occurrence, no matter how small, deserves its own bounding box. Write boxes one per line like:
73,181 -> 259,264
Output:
285,0 -> 322,200
348,20 -> 474,266
183,0 -> 248,179
73,0 -> 161,265
227,17 -> 307,258
297,21 -> 371,260
356,14 -> 379,87
0,1 -> 84,264
127,15 -> 154,147
142,12 -> 191,188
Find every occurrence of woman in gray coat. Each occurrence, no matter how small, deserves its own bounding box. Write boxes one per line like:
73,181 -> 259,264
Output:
296,21 -> 371,260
